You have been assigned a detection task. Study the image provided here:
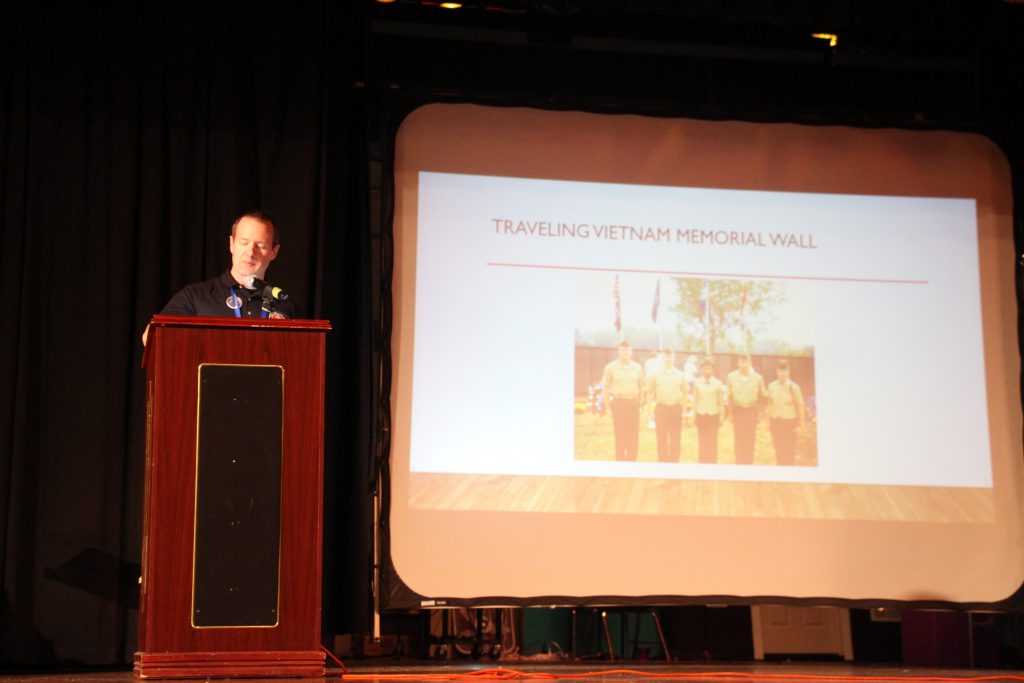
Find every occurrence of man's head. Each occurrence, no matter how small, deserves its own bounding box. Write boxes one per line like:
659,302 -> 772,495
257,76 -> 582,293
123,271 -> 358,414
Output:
617,340 -> 632,362
737,353 -> 752,374
229,211 -> 280,285
701,356 -> 714,378
661,348 -> 675,368
776,359 -> 790,382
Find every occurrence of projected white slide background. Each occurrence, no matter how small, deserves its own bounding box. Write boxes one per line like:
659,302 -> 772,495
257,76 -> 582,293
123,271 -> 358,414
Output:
388,104 -> 1024,602
410,172 -> 989,489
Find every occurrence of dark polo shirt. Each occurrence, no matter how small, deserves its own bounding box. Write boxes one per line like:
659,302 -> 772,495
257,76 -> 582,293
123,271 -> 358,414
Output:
160,271 -> 299,319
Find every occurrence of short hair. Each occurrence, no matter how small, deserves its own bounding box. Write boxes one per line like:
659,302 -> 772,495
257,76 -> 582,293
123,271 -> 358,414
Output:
618,340 -> 631,349
660,348 -> 674,356
231,210 -> 279,246
701,356 -> 714,367
776,359 -> 790,371
737,353 -> 752,363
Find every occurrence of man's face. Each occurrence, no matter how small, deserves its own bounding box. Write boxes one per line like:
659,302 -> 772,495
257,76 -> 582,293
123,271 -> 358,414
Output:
702,362 -> 713,378
618,345 -> 631,362
738,357 -> 751,374
777,368 -> 790,383
662,352 -> 675,369
230,217 -> 279,282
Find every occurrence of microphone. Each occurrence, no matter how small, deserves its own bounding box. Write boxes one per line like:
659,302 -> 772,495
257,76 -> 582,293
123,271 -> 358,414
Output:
251,278 -> 289,301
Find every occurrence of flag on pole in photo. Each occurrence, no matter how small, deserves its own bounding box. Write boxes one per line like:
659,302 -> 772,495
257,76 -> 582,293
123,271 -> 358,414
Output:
613,275 -> 622,333
739,281 -> 749,324
651,278 -> 661,323
739,281 -> 750,352
701,279 -> 711,353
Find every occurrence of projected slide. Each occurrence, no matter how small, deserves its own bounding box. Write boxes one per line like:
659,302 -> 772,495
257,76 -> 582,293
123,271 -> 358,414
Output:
388,104 -> 1023,604
409,171 -> 988,494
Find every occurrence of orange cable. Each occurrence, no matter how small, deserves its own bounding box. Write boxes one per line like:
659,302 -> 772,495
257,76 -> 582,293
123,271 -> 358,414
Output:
321,643 -> 351,674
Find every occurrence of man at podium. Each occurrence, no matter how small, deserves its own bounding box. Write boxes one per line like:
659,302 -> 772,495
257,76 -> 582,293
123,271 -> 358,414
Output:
142,211 -> 297,344
162,210 -> 298,319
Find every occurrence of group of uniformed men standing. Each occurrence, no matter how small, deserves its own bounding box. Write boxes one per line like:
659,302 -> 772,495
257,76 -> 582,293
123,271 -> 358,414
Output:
599,341 -> 807,465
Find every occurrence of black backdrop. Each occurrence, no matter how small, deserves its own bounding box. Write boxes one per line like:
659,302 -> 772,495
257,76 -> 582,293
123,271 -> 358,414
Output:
4,0 -> 1024,670
0,0 -> 373,667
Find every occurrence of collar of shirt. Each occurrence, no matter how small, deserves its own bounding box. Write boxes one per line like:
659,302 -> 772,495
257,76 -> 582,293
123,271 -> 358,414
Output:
220,270 -> 261,300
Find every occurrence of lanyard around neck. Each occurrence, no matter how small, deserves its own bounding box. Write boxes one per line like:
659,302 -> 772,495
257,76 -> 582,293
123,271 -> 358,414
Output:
231,285 -> 268,319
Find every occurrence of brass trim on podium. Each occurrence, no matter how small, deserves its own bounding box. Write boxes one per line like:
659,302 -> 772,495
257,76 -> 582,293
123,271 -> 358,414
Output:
190,363 -> 285,629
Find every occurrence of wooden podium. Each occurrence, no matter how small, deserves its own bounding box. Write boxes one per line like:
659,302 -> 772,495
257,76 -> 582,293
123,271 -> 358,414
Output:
136,315 -> 330,678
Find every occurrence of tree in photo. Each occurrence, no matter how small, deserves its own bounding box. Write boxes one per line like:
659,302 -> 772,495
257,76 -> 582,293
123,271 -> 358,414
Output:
671,278 -> 785,354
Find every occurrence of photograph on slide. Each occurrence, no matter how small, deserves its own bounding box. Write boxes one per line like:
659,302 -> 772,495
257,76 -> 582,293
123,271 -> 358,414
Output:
574,273 -> 818,468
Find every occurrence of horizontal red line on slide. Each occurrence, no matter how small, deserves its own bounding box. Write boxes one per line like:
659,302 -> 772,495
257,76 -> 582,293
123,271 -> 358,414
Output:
486,262 -> 929,285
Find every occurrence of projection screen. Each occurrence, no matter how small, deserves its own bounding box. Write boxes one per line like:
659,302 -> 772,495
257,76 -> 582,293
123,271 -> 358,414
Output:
386,103 -> 1024,606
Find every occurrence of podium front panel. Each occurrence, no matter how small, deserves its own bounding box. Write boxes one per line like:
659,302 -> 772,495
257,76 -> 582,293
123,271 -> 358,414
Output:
193,364 -> 283,628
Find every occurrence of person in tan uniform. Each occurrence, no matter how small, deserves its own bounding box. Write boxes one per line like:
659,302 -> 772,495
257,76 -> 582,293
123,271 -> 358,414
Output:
642,350 -> 661,429
692,356 -> 725,464
601,341 -> 645,461
647,349 -> 688,462
725,353 -> 767,465
765,359 -> 807,466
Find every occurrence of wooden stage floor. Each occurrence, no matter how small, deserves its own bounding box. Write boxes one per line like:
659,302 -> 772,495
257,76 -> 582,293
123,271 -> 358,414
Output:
5,662 -> 1024,683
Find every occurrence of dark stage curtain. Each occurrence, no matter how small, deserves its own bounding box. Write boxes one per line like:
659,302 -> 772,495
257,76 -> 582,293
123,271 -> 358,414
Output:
0,1 -> 373,667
